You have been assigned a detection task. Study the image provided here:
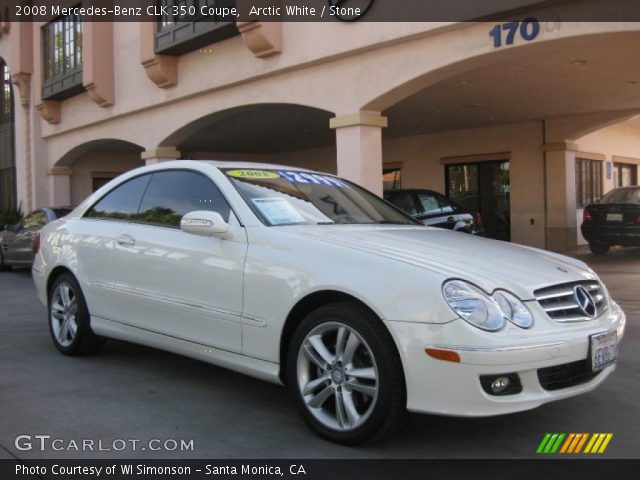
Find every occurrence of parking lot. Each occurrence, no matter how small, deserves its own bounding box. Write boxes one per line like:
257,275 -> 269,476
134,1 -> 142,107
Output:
0,247 -> 638,460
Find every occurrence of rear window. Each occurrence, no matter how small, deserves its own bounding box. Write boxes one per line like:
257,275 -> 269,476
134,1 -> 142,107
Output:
600,188 -> 640,204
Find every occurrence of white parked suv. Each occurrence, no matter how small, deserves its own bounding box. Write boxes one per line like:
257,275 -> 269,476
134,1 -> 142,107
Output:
32,161 -> 625,444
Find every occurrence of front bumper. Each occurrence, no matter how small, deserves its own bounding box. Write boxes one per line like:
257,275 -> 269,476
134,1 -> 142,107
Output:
388,301 -> 625,416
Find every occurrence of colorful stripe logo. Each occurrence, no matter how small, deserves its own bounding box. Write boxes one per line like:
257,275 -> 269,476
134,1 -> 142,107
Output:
536,433 -> 613,454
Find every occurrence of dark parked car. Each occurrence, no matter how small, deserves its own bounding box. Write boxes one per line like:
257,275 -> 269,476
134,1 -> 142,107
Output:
384,189 -> 483,234
581,186 -> 640,255
0,207 -> 72,269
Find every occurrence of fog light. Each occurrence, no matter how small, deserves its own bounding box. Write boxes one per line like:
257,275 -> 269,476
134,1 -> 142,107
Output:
479,373 -> 522,396
491,377 -> 511,393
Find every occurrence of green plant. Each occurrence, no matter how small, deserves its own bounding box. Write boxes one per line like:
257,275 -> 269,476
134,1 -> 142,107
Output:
0,202 -> 24,227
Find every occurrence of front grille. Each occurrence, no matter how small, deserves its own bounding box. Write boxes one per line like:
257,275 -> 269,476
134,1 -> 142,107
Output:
538,359 -> 600,391
534,280 -> 607,322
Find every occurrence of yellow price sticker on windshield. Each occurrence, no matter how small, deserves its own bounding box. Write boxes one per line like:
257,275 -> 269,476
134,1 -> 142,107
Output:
226,170 -> 280,179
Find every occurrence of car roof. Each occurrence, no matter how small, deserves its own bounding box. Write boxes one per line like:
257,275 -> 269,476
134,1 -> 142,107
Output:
200,161 -> 311,171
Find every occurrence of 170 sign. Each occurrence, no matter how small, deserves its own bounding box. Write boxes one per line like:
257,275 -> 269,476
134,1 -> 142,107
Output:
489,18 -> 540,48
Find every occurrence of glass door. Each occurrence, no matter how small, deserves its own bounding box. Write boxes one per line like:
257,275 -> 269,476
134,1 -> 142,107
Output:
446,160 -> 511,241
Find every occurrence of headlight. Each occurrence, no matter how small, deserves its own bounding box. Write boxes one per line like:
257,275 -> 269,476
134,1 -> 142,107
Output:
492,290 -> 534,329
442,280 -> 505,331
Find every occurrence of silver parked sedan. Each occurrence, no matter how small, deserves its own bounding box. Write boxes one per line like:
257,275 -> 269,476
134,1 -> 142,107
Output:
0,208 -> 72,269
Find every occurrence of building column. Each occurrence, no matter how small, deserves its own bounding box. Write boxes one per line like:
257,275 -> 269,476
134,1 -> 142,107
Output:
141,147 -> 181,165
48,167 -> 72,207
330,111 -> 387,196
543,142 -> 578,252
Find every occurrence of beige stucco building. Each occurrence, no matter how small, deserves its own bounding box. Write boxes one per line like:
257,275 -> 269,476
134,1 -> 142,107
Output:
0,1 -> 639,251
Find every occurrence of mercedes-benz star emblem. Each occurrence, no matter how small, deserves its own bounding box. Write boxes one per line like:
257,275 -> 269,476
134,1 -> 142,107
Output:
574,285 -> 597,318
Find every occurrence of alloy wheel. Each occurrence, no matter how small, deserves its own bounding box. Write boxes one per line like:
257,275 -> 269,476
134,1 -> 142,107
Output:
50,282 -> 78,347
296,321 -> 379,431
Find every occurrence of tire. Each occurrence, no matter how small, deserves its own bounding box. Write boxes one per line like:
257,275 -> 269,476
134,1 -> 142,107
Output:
0,249 -> 12,271
589,242 -> 610,255
48,273 -> 105,356
286,301 -> 407,444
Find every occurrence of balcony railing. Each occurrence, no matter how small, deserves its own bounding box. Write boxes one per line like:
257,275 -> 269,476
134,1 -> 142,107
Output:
155,0 -> 238,56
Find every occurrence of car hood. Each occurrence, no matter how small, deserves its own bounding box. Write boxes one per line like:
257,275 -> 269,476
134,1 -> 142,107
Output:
281,225 -> 596,299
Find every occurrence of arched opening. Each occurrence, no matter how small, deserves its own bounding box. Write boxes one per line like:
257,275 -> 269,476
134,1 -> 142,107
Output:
55,139 -> 144,205
161,103 -> 336,172
0,57 -> 15,210
367,30 -> 640,249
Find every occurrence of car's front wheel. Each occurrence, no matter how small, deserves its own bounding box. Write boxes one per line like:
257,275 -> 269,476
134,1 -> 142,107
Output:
0,248 -> 11,271
48,273 -> 105,355
589,242 -> 610,255
287,302 -> 406,444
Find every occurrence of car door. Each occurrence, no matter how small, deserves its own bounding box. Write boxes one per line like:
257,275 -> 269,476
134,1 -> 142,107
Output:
110,169 -> 246,353
4,210 -> 47,264
79,173 -> 153,320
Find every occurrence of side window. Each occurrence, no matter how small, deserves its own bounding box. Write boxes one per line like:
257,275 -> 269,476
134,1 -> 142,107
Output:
23,210 -> 47,228
417,193 -> 443,215
137,171 -> 231,228
435,194 -> 456,214
85,175 -> 152,221
389,192 -> 418,215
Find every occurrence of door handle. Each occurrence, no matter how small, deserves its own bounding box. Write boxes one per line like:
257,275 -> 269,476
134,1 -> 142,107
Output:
117,234 -> 135,246
447,216 -> 455,222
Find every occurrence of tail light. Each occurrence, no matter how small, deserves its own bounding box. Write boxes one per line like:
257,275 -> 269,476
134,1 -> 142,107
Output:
583,208 -> 593,223
636,215 -> 640,225
33,233 -> 40,254
475,212 -> 483,227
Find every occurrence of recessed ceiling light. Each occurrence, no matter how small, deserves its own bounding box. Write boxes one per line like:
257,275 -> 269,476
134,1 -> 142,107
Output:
571,60 -> 587,66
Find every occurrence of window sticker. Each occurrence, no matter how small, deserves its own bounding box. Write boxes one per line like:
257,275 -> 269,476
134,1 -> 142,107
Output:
251,197 -> 307,225
278,171 -> 346,187
226,170 -> 280,179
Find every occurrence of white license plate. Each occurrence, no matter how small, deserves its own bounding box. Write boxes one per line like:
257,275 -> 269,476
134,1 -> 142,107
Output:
590,331 -> 618,372
606,213 -> 623,222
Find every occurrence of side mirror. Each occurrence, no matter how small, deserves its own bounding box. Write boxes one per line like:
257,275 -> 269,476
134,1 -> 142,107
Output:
180,211 -> 229,238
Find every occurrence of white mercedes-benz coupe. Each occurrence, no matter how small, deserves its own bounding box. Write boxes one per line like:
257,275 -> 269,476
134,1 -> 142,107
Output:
33,161 -> 625,444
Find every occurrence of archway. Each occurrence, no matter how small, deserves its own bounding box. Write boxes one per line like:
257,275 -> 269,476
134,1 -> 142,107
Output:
54,139 -> 144,206
159,103 -> 336,172
358,29 -> 640,249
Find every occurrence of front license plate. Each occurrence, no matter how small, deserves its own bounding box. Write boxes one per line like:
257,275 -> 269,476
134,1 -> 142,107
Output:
590,331 -> 618,372
606,213 -> 623,222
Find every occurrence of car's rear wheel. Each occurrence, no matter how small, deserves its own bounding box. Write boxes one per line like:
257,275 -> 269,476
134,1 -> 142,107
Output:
589,242 -> 610,255
286,301 -> 406,444
48,273 -> 105,355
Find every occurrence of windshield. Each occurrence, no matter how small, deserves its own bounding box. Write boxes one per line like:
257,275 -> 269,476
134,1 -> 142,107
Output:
600,188 -> 640,205
222,168 -> 417,226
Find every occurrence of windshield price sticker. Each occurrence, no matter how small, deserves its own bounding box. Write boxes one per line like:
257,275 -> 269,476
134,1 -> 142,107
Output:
278,171 -> 346,187
251,198 -> 307,226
